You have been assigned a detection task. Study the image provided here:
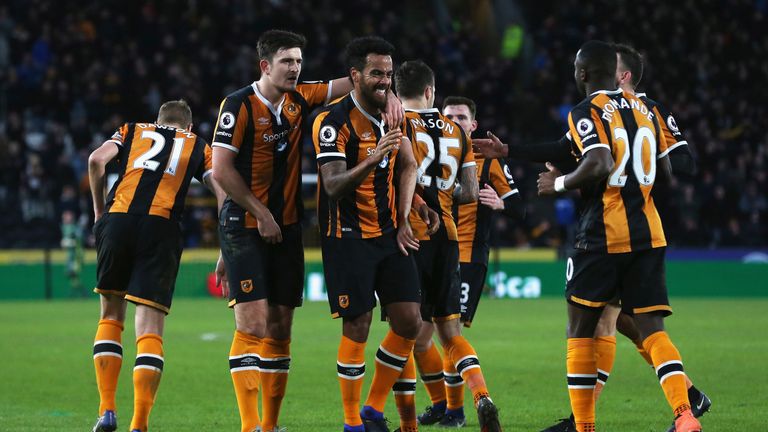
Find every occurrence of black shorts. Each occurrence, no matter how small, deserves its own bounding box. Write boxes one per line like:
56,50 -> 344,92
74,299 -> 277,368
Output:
459,262 -> 488,327
94,213 -> 182,314
321,234 -> 421,319
565,247 -> 671,316
219,222 -> 304,308
414,239 -> 462,322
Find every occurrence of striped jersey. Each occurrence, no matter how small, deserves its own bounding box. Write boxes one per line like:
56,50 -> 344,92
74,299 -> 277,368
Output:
313,92 -> 402,239
105,123 -> 212,221
211,81 -> 331,228
456,156 -> 518,263
404,108 -> 475,241
568,89 -> 667,253
637,93 -> 690,159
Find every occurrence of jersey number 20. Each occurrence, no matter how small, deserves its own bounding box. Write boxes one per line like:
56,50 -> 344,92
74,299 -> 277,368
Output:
607,126 -> 656,187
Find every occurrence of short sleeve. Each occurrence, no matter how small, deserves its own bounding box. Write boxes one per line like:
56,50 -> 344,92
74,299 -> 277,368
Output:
653,104 -> 688,158
567,104 -> 609,156
313,110 -> 349,166
105,123 -> 129,148
461,132 -> 476,169
489,158 -> 518,199
297,81 -> 332,108
194,141 -> 213,182
211,96 -> 248,153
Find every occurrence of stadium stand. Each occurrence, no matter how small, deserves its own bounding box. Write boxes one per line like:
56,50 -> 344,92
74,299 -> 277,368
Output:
0,0 -> 765,249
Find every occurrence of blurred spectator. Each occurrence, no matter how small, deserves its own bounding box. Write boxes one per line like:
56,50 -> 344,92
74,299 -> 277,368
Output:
0,0 -> 765,248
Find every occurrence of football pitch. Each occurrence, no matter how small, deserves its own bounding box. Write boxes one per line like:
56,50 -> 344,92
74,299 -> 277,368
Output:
1,297 -> 766,431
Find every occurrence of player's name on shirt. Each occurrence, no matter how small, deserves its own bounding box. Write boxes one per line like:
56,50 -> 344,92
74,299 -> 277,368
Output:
597,94 -> 656,123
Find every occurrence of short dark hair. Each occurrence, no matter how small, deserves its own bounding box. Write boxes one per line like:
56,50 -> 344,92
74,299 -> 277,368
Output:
442,96 -> 477,119
577,40 -> 617,82
344,36 -> 395,77
257,30 -> 306,61
157,99 -> 192,127
614,43 -> 643,88
394,60 -> 435,99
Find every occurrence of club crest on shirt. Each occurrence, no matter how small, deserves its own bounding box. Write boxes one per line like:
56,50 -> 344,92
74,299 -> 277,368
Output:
339,295 -> 350,309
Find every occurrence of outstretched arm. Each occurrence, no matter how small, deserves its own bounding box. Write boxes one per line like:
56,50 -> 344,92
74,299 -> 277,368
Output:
537,148 -> 614,195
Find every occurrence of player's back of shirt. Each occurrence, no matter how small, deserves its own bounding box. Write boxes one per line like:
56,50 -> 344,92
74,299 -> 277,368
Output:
313,93 -> 401,239
404,109 -> 475,241
212,81 -> 330,228
106,122 -> 211,222
456,155 -> 517,263
637,93 -> 691,160
567,89 -> 667,253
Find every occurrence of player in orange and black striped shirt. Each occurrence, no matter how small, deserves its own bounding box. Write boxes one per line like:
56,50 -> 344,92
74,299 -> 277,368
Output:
392,60 -> 502,432
210,30 -> 406,432
535,41 -> 702,432
87,100 -> 225,432
210,30 -> 404,432
312,37 -> 426,432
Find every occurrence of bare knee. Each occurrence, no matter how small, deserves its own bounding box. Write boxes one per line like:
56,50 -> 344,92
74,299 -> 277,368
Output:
99,294 -> 127,322
414,321 -> 435,353
234,300 -> 268,338
566,304 -> 602,338
266,305 -> 295,340
616,312 -> 641,342
343,312 -> 373,343
435,319 -> 461,347
135,305 -> 166,337
633,312 -> 665,341
385,302 -> 421,339
389,313 -> 421,340
594,305 -> 620,337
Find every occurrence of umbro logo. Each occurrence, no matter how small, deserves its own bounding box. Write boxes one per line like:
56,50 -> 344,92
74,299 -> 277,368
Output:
258,117 -> 270,125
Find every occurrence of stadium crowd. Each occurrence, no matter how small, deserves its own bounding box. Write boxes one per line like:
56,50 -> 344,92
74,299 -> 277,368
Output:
0,0 -> 765,249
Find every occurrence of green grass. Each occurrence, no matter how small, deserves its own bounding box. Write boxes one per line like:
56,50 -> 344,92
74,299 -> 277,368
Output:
0,297 -> 766,431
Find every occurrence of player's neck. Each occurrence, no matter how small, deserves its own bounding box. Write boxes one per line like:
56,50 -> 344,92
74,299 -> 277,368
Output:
585,79 -> 617,96
620,83 -> 636,94
255,78 -> 286,106
401,97 -> 430,111
351,90 -> 382,117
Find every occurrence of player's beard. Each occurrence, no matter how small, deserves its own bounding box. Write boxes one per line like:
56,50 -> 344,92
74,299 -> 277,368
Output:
276,77 -> 298,93
359,82 -> 388,111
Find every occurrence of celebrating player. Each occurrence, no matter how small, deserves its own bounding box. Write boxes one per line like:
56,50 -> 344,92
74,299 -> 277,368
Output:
211,30 -> 402,432
313,36 -> 422,432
